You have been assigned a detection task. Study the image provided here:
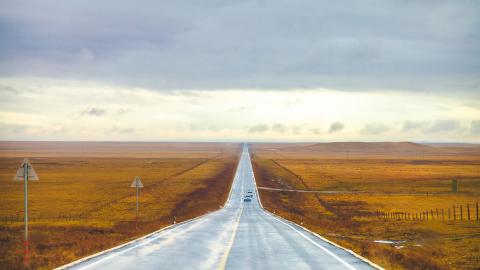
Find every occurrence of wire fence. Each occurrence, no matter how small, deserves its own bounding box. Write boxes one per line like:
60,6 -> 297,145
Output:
377,202 -> 479,223
0,214 -> 88,224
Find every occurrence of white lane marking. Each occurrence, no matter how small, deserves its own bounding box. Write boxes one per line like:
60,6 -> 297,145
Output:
265,212 -> 357,270
74,217 -> 208,270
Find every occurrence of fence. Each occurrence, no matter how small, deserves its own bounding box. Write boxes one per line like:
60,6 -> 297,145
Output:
0,214 -> 87,224
377,202 -> 479,223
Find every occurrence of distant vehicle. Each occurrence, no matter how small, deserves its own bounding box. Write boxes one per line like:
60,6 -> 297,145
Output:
243,198 -> 252,202
247,191 -> 253,194
245,194 -> 253,198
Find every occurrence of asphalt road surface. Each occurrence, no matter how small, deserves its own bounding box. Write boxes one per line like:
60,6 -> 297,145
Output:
61,145 -> 379,270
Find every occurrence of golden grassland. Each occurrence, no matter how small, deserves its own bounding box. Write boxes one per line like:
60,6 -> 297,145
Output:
251,142 -> 480,270
0,142 -> 241,270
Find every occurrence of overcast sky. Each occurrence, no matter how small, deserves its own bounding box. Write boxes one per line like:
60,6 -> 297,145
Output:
0,0 -> 479,142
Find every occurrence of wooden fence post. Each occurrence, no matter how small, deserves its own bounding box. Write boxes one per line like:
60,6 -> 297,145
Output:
453,206 -> 456,221
448,208 -> 451,220
442,209 -> 444,221
431,210 -> 434,220
436,208 -> 439,219
476,202 -> 479,222
460,205 -> 463,221
467,204 -> 470,221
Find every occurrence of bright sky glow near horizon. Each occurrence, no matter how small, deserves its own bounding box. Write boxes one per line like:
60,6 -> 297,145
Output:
1,1 -> 479,142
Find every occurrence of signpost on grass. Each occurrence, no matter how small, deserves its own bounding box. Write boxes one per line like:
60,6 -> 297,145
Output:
13,158 -> 39,265
130,176 -> 144,229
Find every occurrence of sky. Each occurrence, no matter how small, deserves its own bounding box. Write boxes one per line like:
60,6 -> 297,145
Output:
0,0 -> 479,142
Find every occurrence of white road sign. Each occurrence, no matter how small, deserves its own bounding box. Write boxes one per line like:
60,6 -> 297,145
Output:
131,176 -> 144,188
13,159 -> 39,181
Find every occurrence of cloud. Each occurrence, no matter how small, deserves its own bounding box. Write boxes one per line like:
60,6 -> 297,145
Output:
401,120 -> 467,134
272,123 -> 287,134
0,122 -> 30,134
311,128 -> 322,135
116,108 -> 131,115
0,1 -> 479,91
360,123 -> 390,135
247,124 -> 269,134
208,126 -> 221,132
81,107 -> 106,117
291,126 -> 303,135
110,126 -> 135,134
0,85 -> 19,94
328,122 -> 345,133
401,121 -> 429,132
471,120 -> 480,135
425,120 -> 461,133
286,98 -> 304,107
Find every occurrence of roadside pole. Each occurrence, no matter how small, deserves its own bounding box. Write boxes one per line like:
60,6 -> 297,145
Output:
130,177 -> 144,230
13,158 -> 39,266
23,161 -> 28,264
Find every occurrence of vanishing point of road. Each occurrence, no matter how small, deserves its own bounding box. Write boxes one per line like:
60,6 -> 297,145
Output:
60,145 -> 380,270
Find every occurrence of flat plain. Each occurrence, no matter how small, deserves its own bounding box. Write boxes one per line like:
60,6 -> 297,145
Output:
0,142 -> 241,270
251,142 -> 480,270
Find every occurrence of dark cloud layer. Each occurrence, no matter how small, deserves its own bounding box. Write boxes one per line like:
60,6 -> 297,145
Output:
1,0 -> 479,91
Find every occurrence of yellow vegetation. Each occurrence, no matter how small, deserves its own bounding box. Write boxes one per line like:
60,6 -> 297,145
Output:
0,142 -> 241,270
251,142 -> 480,270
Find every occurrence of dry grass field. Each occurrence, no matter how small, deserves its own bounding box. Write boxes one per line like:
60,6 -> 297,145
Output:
251,142 -> 480,270
0,142 -> 241,270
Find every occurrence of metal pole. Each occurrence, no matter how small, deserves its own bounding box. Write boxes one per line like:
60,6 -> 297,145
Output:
23,162 -> 29,265
136,186 -> 139,230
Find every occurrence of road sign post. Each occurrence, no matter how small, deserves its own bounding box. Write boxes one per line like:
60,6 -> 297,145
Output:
130,177 -> 144,230
13,158 -> 39,266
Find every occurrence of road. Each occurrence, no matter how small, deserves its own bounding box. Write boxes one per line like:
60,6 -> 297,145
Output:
61,145 -> 379,270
